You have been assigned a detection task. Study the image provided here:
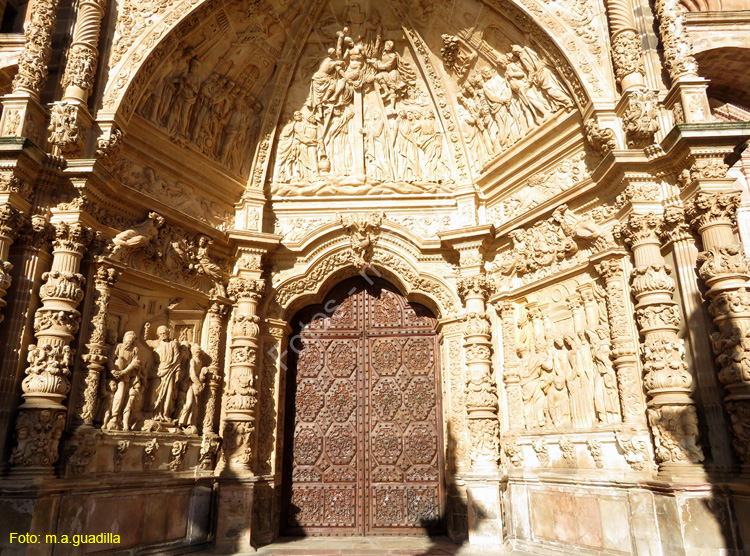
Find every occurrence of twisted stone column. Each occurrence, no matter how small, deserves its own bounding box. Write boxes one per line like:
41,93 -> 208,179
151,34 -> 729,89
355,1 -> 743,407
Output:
76,265 -> 119,428
654,0 -> 711,123
497,301 -> 524,431
222,277 -> 264,473
687,192 -> 750,468
0,205 -> 21,323
203,300 -> 229,436
617,214 -> 705,474
10,221 -> 91,475
48,0 -> 106,155
604,0 -> 646,91
593,252 -> 646,424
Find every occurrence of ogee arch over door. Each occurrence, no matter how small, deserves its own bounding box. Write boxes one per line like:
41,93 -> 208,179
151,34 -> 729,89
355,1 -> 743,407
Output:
283,277 -> 445,536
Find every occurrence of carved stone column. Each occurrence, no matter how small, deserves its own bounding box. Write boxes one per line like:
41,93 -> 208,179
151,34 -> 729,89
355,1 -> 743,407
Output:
76,265 -> 119,428
654,0 -> 711,123
687,191 -> 750,468
0,205 -> 21,323
48,0 -> 106,156
662,206 -> 734,467
0,0 -> 60,143
222,277 -> 264,474
617,213 -> 705,476
203,300 -> 230,437
10,221 -> 91,476
604,0 -> 646,91
592,251 -> 646,424
497,301 -> 524,431
604,0 -> 659,148
458,275 -> 499,471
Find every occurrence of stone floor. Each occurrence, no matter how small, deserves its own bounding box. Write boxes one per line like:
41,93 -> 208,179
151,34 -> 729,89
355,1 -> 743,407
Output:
186,536 -> 535,556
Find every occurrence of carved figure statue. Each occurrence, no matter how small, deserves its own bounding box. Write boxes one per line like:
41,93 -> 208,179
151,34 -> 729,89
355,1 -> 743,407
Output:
549,337 -> 572,427
110,212 -> 165,260
146,325 -> 189,423
564,334 -> 595,429
193,235 -> 226,297
307,48 -> 342,119
521,342 -> 553,428
511,44 -> 572,111
369,40 -> 415,109
394,111 -> 419,182
177,344 -> 209,434
166,57 -> 202,140
102,331 -> 141,430
589,329 -> 621,424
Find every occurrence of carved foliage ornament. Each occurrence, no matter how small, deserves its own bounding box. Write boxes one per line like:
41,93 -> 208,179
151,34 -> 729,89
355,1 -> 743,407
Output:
584,119 -> 617,157
13,0 -> 60,94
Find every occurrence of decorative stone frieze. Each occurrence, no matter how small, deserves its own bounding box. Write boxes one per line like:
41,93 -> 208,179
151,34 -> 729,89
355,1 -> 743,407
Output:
0,204 -> 22,323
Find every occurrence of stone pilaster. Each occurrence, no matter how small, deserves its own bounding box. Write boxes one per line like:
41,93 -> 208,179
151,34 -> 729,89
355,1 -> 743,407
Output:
76,265 -> 119,428
48,0 -> 106,156
617,213 -> 705,476
687,191 -> 750,469
10,220 -> 91,476
0,204 -> 21,323
661,206 -> 734,467
497,301 -> 524,431
593,252 -> 646,424
222,276 -> 264,474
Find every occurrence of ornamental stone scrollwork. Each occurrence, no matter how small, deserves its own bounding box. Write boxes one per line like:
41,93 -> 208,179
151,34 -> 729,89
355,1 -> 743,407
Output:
142,438 -> 159,471
503,437 -> 523,467
559,436 -> 576,468
615,427 -> 649,470
617,213 -> 705,467
611,30 -> 646,85
48,101 -> 83,156
95,128 -> 124,172
587,438 -> 604,468
532,439 -> 550,467
10,410 -> 66,468
339,212 -> 385,270
168,440 -> 188,471
113,439 -> 130,472
68,433 -> 97,475
622,90 -> 660,149
497,204 -> 610,290
584,119 -> 617,157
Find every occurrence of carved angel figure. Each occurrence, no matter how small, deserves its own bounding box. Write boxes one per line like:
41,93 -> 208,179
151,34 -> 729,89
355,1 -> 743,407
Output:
193,235 -> 226,297
110,212 -> 165,260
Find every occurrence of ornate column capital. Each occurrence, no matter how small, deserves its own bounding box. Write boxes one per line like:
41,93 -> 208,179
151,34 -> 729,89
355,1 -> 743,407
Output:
686,192 -> 741,232
660,206 -> 693,244
615,213 -> 663,247
228,277 -> 266,303
338,211 -> 384,270
52,221 -> 92,254
0,204 -> 22,241
457,274 -> 492,304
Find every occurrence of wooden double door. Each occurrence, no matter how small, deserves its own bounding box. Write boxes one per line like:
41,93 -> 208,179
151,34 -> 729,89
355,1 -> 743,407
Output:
283,277 -> 445,536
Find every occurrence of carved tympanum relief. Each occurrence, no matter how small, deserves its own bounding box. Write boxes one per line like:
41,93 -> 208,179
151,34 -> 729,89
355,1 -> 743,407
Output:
447,36 -> 574,173
269,4 -> 455,196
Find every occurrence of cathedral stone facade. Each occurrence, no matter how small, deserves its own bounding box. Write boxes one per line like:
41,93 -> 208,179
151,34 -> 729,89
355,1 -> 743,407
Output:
0,0 -> 750,554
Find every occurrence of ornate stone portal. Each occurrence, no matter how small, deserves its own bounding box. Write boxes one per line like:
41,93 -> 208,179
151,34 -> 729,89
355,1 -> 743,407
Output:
1,0 -> 750,554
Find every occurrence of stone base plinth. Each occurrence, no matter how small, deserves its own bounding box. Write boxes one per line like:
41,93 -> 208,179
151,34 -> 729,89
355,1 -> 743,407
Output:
215,477 -> 257,553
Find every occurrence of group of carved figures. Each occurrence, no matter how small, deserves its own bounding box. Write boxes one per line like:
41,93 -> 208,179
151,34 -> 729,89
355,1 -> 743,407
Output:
108,212 -> 227,296
518,327 -> 620,430
97,326 -> 211,434
455,43 -> 573,170
137,52 -> 262,174
274,20 -> 451,185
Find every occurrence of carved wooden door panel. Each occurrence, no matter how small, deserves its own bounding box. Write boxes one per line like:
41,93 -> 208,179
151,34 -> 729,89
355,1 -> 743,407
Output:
284,278 -> 444,536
